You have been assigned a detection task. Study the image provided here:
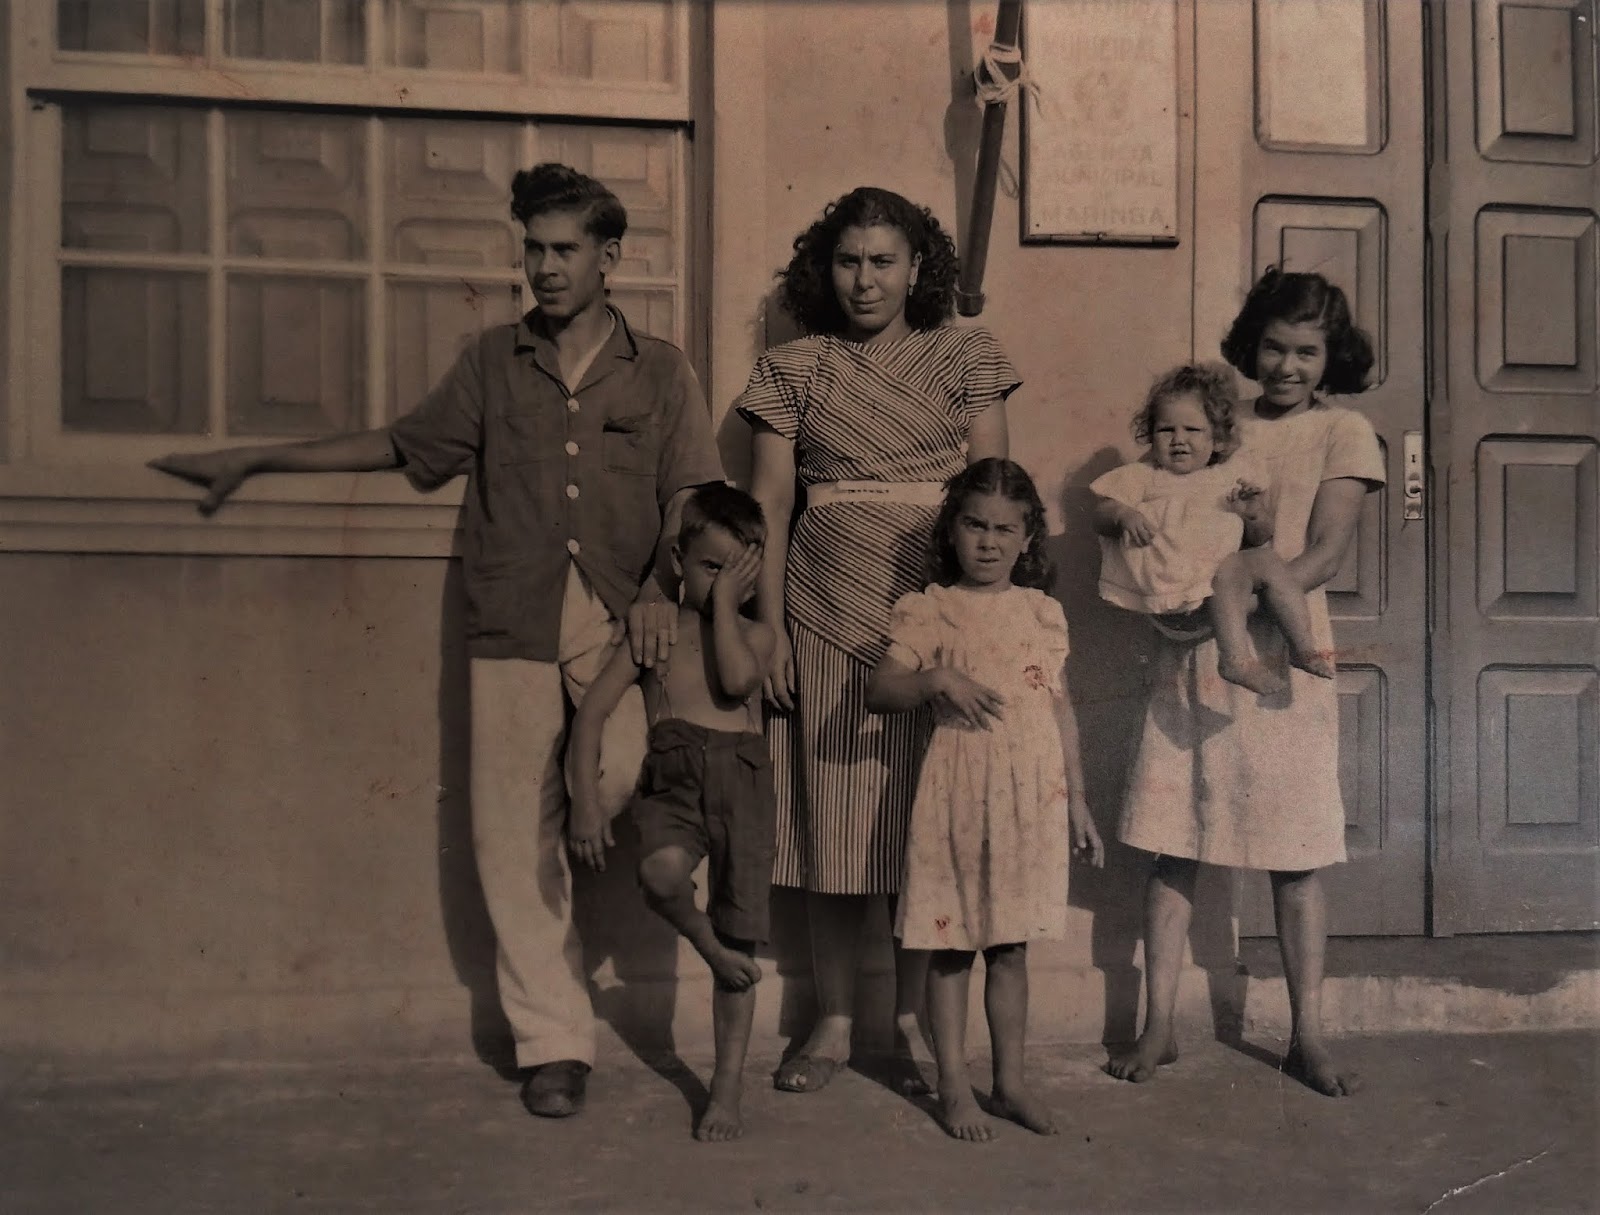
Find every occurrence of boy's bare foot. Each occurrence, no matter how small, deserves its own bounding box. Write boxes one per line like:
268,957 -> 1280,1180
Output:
1217,656 -> 1286,696
704,943 -> 763,991
938,1086 -> 993,1143
694,1095 -> 744,1142
1283,1037 -> 1361,1097
989,1085 -> 1059,1135
1290,648 -> 1337,679
1105,1033 -> 1179,1083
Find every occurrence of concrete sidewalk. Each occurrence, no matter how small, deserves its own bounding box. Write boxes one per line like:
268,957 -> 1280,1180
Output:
2,1031 -> 1594,1214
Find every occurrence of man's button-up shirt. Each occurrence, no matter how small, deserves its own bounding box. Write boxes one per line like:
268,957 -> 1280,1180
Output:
389,307 -> 724,661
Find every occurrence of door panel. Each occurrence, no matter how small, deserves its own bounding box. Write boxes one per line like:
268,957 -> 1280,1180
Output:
1238,0 -> 1428,935
1434,0 -> 1600,932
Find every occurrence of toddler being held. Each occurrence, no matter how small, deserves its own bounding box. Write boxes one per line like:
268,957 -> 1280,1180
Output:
1090,362 -> 1334,695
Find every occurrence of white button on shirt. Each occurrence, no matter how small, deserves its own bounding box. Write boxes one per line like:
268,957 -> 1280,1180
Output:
567,398 -> 580,413
566,538 -> 581,555
566,484 -> 580,499
565,441 -> 579,456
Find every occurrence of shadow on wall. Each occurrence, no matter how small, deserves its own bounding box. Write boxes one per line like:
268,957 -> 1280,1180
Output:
1057,450 -> 1246,1048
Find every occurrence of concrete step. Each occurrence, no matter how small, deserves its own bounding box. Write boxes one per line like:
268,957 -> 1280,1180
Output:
1234,932 -> 1600,1036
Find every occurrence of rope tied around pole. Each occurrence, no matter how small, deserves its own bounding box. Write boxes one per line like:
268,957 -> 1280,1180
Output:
971,40 -> 1037,199
972,40 -> 1040,111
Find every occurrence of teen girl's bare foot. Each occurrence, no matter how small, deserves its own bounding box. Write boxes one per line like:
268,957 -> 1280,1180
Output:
988,1085 -> 1059,1135
1105,1032 -> 1179,1083
1284,1036 -> 1361,1097
1218,656 -> 1287,696
938,1085 -> 994,1143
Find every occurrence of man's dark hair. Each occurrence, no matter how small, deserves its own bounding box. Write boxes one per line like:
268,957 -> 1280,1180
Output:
510,163 -> 628,241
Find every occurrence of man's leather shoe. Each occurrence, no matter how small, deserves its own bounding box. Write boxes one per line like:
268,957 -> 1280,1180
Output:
520,1059 -> 590,1118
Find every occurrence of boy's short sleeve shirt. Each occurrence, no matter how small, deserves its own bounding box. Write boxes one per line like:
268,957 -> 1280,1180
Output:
390,306 -> 724,660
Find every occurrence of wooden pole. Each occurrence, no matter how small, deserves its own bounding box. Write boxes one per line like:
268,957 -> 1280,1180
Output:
956,0 -> 1024,317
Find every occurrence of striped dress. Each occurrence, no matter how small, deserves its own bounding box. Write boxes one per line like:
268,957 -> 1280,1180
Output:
735,326 -> 1020,894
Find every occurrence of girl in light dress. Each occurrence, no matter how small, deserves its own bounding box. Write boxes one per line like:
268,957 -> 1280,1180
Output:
1090,362 -> 1334,696
865,457 -> 1104,1143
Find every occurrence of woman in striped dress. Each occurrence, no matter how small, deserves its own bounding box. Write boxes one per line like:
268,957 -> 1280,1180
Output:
740,187 -> 1020,1093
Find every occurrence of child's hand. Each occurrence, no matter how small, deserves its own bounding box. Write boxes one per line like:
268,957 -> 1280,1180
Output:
1069,798 -> 1105,868
712,542 -> 763,611
1227,480 -> 1269,526
1117,505 -> 1155,547
566,803 -> 614,872
930,667 -> 1005,729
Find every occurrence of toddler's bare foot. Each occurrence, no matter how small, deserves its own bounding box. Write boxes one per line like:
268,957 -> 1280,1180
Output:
1290,648 -> 1336,679
1218,656 -> 1286,696
938,1085 -> 993,1142
989,1085 -> 1059,1135
1284,1037 -> 1361,1097
1105,1032 -> 1179,1083
704,944 -> 762,991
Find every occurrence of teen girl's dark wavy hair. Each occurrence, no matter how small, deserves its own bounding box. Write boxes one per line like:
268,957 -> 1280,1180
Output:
1132,362 -> 1242,465
510,163 -> 628,241
776,187 -> 958,335
1220,267 -> 1375,396
929,458 -> 1052,591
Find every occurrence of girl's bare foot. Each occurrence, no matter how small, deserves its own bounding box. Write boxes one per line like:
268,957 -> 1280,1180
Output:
694,1096 -> 744,1141
938,1085 -> 994,1142
1218,656 -> 1286,696
704,944 -> 763,992
989,1085 -> 1059,1135
1290,647 -> 1336,679
1105,1032 -> 1179,1083
1284,1037 -> 1361,1097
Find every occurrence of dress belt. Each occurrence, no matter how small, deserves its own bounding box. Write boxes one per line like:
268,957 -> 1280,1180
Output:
804,480 -> 947,510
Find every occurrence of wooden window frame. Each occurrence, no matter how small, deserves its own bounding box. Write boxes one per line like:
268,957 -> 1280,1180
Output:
0,0 -> 702,557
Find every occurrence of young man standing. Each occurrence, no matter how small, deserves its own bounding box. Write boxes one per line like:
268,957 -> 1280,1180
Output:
153,164 -> 724,1118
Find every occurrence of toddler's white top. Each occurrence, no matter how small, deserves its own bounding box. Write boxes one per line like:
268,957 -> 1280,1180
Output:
1089,455 -> 1267,616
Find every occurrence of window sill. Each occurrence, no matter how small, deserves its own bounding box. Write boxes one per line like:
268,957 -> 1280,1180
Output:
0,465 -> 464,557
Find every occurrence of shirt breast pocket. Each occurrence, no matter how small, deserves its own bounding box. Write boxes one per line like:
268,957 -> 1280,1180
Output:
602,411 -> 657,476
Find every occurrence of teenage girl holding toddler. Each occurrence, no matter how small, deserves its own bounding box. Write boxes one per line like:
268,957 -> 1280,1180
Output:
1111,268 -> 1385,1097
867,457 -> 1104,1142
1091,361 -> 1334,696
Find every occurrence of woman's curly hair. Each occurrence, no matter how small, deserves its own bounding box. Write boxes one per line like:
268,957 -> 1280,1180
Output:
929,458 -> 1052,591
1220,266 -> 1375,396
1132,362 -> 1242,465
776,187 -> 958,335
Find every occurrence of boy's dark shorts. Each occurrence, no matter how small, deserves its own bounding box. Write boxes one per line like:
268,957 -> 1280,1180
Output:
631,718 -> 777,944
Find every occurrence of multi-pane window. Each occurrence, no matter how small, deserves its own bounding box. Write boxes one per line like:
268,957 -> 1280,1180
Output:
7,1 -> 697,534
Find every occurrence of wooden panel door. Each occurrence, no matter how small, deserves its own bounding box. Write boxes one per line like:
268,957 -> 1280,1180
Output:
1237,0 -> 1429,935
1432,0 -> 1600,932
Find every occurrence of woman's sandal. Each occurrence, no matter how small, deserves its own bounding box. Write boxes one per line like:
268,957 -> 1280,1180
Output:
773,1053 -> 840,1093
